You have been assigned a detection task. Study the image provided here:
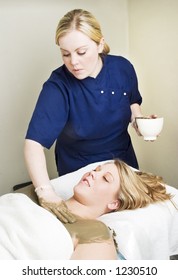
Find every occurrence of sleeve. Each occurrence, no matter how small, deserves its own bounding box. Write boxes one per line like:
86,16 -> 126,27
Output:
25,80 -> 69,149
127,62 -> 142,105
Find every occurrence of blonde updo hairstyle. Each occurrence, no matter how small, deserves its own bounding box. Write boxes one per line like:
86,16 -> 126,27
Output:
55,9 -> 110,56
114,160 -> 172,211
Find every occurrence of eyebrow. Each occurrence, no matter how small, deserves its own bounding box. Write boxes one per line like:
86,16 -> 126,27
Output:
60,45 -> 88,52
95,165 -> 102,171
95,164 -> 115,181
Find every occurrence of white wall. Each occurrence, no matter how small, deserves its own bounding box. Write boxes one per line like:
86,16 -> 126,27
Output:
0,0 -> 128,195
128,0 -> 178,188
1,0 -> 177,195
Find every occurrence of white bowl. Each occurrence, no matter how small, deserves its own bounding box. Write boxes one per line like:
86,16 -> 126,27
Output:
136,117 -> 164,141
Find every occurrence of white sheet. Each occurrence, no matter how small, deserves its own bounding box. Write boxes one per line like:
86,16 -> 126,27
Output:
51,160 -> 178,260
99,185 -> 178,259
0,193 -> 73,260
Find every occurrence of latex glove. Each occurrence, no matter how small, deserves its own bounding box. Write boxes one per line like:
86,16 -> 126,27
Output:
38,198 -> 76,224
35,185 -> 76,224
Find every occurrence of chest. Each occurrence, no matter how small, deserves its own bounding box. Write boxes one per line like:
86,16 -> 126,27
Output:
67,81 -> 130,133
69,70 -> 131,109
64,219 -> 111,245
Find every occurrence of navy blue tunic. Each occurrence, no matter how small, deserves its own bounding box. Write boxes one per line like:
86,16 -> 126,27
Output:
26,55 -> 142,175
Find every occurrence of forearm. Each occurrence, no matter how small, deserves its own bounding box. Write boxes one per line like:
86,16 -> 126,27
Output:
24,139 -> 76,223
24,139 -> 51,188
130,103 -> 143,135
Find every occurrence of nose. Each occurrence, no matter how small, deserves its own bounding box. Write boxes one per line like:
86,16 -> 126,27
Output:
70,54 -> 78,66
89,170 -> 97,180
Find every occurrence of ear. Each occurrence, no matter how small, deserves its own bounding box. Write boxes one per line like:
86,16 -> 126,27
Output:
107,199 -> 120,211
98,37 -> 105,53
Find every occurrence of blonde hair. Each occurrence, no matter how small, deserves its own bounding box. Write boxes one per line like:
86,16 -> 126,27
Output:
114,160 -> 172,211
55,9 -> 110,55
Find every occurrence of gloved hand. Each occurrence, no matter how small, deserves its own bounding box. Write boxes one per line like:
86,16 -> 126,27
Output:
35,185 -> 76,224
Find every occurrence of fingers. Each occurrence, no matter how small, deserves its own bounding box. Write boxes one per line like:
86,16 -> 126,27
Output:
148,114 -> 157,119
53,207 -> 76,223
52,208 -> 69,223
38,199 -> 76,223
59,210 -> 76,223
40,203 -> 55,216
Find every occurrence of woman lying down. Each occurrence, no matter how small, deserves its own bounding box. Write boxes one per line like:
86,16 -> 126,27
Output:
28,159 -> 172,260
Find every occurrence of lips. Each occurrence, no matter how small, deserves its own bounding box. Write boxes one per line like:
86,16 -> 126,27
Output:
73,68 -> 83,73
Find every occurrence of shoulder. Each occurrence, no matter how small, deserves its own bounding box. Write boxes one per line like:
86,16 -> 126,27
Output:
105,54 -> 133,69
47,65 -> 69,84
104,55 -> 138,79
41,65 -> 74,94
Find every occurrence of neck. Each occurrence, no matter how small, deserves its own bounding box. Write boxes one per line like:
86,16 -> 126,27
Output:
91,56 -> 103,78
65,197 -> 104,220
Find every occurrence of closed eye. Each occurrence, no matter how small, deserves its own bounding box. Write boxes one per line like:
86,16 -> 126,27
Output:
77,51 -> 86,56
104,172 -> 114,183
62,51 -> 86,57
62,53 -> 70,57
103,176 -> 109,183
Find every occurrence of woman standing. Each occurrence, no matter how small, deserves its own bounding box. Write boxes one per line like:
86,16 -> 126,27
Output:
24,9 -> 149,201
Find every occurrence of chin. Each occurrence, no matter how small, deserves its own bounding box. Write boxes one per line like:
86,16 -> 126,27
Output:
73,73 -> 88,80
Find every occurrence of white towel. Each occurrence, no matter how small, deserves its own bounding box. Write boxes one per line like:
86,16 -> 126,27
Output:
0,193 -> 73,259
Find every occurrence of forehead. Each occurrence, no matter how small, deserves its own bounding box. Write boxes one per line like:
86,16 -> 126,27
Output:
97,163 -> 118,175
59,30 -> 94,50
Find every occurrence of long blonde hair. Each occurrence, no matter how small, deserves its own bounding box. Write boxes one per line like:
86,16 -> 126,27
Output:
55,9 -> 110,55
114,160 -> 172,211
